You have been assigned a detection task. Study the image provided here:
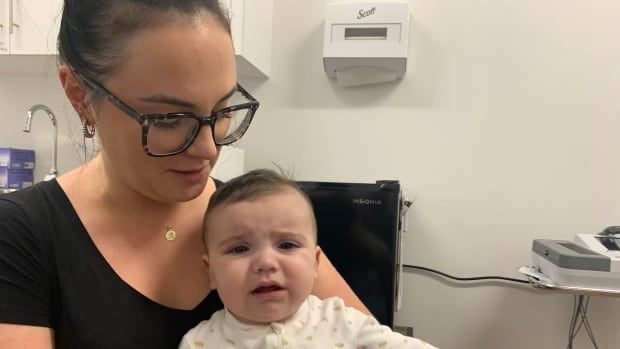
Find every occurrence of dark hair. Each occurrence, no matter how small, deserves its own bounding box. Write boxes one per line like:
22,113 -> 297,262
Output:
58,0 -> 231,82
203,169 -> 318,248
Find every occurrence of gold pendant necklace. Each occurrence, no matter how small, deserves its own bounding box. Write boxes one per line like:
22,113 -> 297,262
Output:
164,226 -> 177,241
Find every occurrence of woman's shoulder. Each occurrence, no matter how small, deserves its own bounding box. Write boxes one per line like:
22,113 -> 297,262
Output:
0,180 -> 74,246
0,180 -> 66,219
0,181 -> 68,329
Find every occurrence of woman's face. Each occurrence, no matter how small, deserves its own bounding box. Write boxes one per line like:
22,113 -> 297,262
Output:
94,14 -> 236,203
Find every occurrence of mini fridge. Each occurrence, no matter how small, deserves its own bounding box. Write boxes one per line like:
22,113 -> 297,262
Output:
297,180 -> 408,327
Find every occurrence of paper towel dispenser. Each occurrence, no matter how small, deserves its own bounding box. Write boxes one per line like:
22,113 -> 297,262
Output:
323,1 -> 410,87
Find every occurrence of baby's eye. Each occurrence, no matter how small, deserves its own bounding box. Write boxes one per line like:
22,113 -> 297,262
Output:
227,245 -> 249,254
279,241 -> 299,250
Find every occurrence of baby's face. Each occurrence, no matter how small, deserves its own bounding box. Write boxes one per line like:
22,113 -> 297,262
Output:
204,190 -> 319,324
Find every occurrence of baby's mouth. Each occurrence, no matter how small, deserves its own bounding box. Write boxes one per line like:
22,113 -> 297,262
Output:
251,285 -> 284,294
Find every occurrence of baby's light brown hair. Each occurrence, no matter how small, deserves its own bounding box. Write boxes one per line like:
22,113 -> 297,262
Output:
202,169 -> 317,250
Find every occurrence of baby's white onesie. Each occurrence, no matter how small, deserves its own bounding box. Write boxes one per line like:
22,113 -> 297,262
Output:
179,295 -> 437,349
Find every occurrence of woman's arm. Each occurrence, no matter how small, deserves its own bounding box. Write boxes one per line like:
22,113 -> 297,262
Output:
312,251 -> 371,315
0,324 -> 54,349
0,200 -> 54,347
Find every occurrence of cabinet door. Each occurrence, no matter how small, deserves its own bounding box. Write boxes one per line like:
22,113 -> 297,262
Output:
9,0 -> 62,54
0,0 -> 9,54
219,0 -> 273,78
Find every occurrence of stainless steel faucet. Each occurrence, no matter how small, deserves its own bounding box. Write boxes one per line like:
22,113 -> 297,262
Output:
23,104 -> 58,181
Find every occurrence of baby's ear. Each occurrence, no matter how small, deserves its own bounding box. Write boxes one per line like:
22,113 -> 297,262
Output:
202,254 -> 217,290
314,246 -> 322,277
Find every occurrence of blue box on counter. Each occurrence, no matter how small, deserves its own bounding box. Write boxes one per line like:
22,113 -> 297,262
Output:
0,147 -> 36,169
0,167 -> 34,189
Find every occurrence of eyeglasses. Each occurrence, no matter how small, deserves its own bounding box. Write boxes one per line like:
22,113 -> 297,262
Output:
76,72 -> 259,157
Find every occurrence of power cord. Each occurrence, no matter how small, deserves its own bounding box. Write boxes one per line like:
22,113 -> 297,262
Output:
403,264 -> 529,284
567,295 -> 598,349
404,264 -> 599,347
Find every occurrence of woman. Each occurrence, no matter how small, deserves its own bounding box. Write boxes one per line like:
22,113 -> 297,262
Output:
0,1 -> 368,348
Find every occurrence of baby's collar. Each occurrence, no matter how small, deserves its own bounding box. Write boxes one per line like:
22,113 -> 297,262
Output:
223,297 -> 311,330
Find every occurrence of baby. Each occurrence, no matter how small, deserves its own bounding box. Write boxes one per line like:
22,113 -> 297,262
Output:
179,169 -> 438,348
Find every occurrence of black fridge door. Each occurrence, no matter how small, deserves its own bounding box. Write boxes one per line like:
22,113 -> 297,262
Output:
297,180 -> 401,327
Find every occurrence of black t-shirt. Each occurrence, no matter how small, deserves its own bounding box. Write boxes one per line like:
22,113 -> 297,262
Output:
0,179 -> 223,348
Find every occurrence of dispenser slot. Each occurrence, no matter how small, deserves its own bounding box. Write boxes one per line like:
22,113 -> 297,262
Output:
344,27 -> 388,40
331,23 -> 401,44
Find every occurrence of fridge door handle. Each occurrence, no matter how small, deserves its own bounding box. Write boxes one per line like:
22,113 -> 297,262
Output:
395,195 -> 413,312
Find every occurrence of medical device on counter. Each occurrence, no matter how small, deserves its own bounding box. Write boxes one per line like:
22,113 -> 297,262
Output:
323,1 -> 410,87
297,180 -> 411,327
531,226 -> 620,291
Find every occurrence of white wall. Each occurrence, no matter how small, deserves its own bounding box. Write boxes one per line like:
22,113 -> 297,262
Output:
237,0 -> 620,348
2,0 -> 620,348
